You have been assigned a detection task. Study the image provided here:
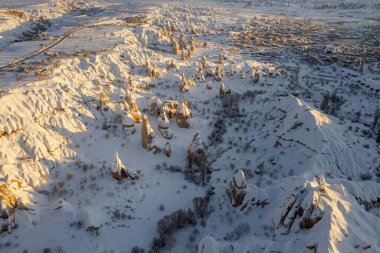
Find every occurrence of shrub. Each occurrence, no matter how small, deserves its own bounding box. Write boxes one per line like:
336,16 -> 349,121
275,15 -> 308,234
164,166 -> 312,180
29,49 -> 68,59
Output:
299,217 -> 317,229
151,188 -> 214,252
131,246 -> 145,253
224,222 -> 250,241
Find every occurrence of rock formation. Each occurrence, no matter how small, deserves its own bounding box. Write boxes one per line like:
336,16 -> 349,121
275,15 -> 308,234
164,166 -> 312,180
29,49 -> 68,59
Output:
125,90 -> 142,123
222,88 -> 233,108
252,69 -> 260,84
163,100 -> 178,118
188,132 -> 207,183
141,115 -> 154,150
150,96 -> 163,117
172,40 -> 180,55
163,142 -> 172,157
197,65 -> 205,83
226,170 -> 248,207
181,73 -> 190,92
128,76 -> 137,90
158,110 -> 173,139
215,65 -> 222,81
207,81 -> 212,90
176,99 -> 192,128
122,105 -> 136,135
219,81 -> 225,98
111,152 -> 139,181
190,39 -> 195,52
178,34 -> 187,50
201,55 -> 207,69
100,91 -> 110,106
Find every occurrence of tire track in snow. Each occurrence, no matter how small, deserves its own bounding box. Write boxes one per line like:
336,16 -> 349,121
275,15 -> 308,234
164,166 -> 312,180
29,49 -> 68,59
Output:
0,19 -> 143,70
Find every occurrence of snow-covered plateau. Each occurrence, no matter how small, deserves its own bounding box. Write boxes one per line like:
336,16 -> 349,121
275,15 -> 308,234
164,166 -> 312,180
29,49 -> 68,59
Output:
0,0 -> 379,252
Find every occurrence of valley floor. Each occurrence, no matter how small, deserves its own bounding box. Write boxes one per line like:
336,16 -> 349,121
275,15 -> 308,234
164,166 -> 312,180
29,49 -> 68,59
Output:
0,1 -> 379,253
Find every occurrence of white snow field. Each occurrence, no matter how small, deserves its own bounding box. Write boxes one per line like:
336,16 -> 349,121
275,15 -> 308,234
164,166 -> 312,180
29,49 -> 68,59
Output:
0,0 -> 380,253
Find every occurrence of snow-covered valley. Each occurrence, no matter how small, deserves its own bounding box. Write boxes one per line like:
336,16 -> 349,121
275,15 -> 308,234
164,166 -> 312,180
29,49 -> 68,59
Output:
0,0 -> 379,252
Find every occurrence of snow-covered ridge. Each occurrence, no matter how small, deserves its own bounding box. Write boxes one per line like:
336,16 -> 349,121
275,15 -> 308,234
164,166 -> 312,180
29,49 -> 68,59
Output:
0,0 -> 89,49
0,1 -> 379,253
0,46 -> 135,200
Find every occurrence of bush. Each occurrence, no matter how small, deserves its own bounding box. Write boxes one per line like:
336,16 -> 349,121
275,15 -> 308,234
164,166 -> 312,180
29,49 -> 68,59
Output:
360,173 -> 372,180
157,208 -> 196,236
131,246 -> 145,253
224,222 -> 250,241
151,188 -> 214,252
299,217 -> 317,229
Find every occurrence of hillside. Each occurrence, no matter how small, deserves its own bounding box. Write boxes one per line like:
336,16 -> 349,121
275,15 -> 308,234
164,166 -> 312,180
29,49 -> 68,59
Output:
0,1 -> 379,253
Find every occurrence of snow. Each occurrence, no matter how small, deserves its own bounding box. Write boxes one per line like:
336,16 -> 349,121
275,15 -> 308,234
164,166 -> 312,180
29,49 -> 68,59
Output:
233,170 -> 246,189
0,0 -> 379,252
158,111 -> 169,129
122,113 -> 135,127
177,100 -> 191,117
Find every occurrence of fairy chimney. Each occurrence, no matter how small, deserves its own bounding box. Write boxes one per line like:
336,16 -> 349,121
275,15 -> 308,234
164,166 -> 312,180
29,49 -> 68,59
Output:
187,49 -> 192,58
176,99 -> 192,128
152,65 -> 161,78
222,88 -> 233,107
158,110 -> 173,139
112,152 -> 128,181
190,25 -> 196,35
150,96 -> 163,116
219,81 -> 226,98
115,100 -> 125,114
188,76 -> 195,86
125,90 -> 142,123
122,107 -> 136,135
190,40 -> 196,52
163,100 -> 178,118
158,110 -> 169,130
207,81 -> 212,90
219,52 -> 223,65
198,64 -> 203,73
141,115 -> 154,150
181,50 -> 186,61
145,57 -> 151,68
100,91 -> 110,106
0,206 -> 13,234
226,170 -> 248,207
125,89 -> 133,106
94,80 -> 102,91
181,73 -> 190,92
146,64 -> 153,78
104,83 -> 112,93
0,194 -> 16,234
179,34 -> 187,50
112,152 -> 139,181
188,132 -> 207,183
197,64 -> 205,82
128,76 -> 137,89
253,69 -> 260,84
215,65 -> 222,81
201,55 -> 207,68
167,59 -> 178,70
190,35 -> 195,43
163,142 -> 172,157
172,40 -> 180,55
